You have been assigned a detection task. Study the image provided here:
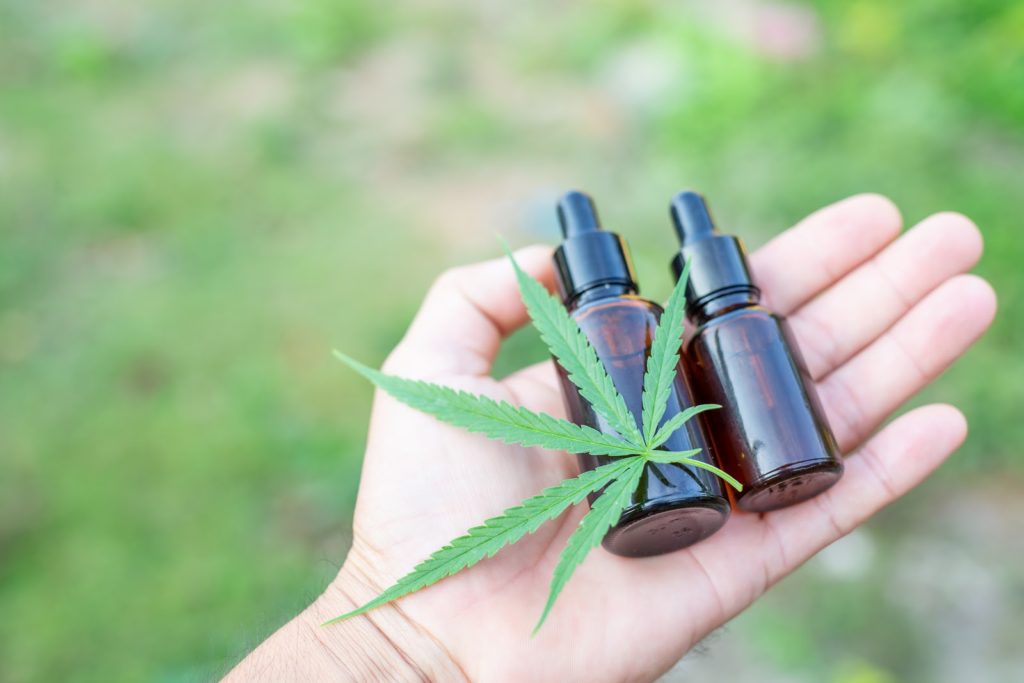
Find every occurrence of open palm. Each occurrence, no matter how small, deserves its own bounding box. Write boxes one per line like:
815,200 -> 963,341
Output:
315,195 -> 994,682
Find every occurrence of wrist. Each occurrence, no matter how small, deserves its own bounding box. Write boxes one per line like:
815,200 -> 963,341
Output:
314,558 -> 468,682
226,552 -> 467,681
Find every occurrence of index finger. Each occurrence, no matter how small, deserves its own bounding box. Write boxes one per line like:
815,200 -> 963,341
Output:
384,245 -> 556,378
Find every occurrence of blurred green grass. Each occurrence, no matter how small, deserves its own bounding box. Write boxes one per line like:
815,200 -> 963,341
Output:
0,1 -> 1021,681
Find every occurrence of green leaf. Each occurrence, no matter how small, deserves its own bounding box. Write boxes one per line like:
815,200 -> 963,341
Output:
648,404 -> 721,449
646,448 -> 702,461
336,352 -> 640,457
506,250 -> 644,447
327,248 -> 743,636
533,457 -> 646,633
647,451 -> 743,492
641,256 -> 692,444
324,458 -> 636,625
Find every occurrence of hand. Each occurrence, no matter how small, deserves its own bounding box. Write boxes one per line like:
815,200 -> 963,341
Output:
230,195 -> 995,682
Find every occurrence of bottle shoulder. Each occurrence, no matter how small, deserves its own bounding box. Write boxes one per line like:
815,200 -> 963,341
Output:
690,304 -> 782,335
571,294 -> 662,320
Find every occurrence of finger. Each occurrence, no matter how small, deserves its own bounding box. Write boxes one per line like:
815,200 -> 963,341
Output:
789,212 -> 983,379
384,245 -> 555,377
761,403 -> 967,583
502,360 -> 563,415
679,403 -> 968,625
750,194 -> 902,314
818,274 -> 996,451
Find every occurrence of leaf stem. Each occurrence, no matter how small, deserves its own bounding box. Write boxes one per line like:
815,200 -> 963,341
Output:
646,451 -> 743,491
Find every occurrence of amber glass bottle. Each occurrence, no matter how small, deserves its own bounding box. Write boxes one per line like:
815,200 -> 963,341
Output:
669,191 -> 843,513
552,191 -> 728,557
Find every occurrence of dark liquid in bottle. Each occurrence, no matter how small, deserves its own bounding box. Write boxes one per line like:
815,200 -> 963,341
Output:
556,293 -> 729,557
687,304 -> 843,512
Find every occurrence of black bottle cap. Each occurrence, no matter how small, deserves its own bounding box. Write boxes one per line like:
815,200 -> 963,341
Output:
553,191 -> 638,303
669,191 -> 759,312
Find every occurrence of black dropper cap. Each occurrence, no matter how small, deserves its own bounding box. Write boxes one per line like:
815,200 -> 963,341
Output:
669,191 -> 759,313
553,191 -> 638,303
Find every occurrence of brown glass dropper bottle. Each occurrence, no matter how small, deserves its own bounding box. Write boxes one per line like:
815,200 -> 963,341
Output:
668,191 -> 843,512
552,190 -> 729,557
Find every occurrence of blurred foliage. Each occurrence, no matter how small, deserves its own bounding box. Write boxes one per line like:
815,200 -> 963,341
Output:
0,1 -> 1021,681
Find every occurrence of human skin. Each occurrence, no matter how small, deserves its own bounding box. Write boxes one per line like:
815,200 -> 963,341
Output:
226,194 -> 996,682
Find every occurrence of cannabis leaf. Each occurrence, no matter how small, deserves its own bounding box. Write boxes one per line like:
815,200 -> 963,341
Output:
641,257 -> 691,443
508,249 -> 645,447
650,404 -> 721,450
327,251 -> 740,633
533,457 -> 646,633
647,450 -> 743,490
335,353 -> 641,457
323,458 -> 636,626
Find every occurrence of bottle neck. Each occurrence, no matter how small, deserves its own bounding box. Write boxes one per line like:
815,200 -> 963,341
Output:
567,282 -> 637,311
688,288 -> 760,325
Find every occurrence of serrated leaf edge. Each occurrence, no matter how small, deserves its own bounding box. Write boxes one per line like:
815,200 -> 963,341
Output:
640,257 -> 692,443
335,352 -> 642,457
532,457 -> 646,633
323,457 -> 636,625
506,249 -> 645,447
649,404 -> 721,449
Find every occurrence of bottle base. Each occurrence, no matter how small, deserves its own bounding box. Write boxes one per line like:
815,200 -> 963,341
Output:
602,498 -> 730,558
736,459 -> 844,513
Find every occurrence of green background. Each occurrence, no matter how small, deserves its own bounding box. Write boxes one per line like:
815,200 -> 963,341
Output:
1,1 -> 1021,681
